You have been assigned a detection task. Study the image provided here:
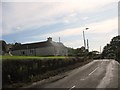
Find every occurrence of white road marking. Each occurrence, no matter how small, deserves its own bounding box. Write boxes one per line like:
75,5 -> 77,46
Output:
69,85 -> 75,90
80,76 -> 88,81
89,67 -> 99,76
80,78 -> 85,80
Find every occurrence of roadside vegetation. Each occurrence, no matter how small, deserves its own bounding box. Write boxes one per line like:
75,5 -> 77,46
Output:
102,35 -> 120,62
2,57 -> 91,88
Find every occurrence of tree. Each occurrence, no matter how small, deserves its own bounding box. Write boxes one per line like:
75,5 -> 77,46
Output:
67,46 -> 88,57
0,40 -> 7,55
102,35 -> 120,62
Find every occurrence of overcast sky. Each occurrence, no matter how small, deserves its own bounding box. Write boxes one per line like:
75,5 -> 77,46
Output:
1,0 -> 119,51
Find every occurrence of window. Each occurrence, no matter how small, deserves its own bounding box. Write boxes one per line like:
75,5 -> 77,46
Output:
30,50 -> 33,54
21,51 -> 25,55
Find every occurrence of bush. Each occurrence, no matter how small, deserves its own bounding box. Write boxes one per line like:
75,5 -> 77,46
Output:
2,57 -> 85,87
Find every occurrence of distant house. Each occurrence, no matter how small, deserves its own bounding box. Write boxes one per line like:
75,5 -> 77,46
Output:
11,37 -> 68,56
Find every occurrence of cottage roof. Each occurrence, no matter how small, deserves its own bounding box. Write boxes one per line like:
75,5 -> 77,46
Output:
12,39 -> 66,51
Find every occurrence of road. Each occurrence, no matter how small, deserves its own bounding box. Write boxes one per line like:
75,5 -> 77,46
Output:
28,59 -> 120,89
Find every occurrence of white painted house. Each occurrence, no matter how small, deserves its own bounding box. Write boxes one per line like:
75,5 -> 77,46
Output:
11,37 -> 68,56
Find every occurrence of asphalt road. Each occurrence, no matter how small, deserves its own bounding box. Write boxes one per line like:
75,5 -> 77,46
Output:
28,59 -> 120,89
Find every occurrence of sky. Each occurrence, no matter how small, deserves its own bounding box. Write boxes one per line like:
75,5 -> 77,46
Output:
1,0 -> 119,52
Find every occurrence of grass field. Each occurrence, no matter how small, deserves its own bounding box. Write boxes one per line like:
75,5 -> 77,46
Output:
1,55 -> 68,60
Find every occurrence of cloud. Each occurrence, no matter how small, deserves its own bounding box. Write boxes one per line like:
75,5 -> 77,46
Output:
64,40 -> 83,48
85,17 -> 118,33
2,1 -> 118,36
63,13 -> 78,24
38,17 -> 117,39
33,27 -> 83,39
2,2 -> 58,35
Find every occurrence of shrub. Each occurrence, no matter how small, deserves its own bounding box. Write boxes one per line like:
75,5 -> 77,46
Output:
2,57 -> 85,87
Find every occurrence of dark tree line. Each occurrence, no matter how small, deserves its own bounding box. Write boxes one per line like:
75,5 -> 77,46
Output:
102,35 -> 120,62
67,47 -> 100,59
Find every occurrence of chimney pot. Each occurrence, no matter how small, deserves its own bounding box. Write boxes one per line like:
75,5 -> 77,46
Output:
47,37 -> 52,42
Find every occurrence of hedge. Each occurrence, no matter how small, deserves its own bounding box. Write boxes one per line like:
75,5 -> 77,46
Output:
2,57 -> 85,87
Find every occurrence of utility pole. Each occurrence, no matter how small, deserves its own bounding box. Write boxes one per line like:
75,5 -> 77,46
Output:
83,28 -> 89,49
59,37 -> 61,42
100,46 -> 101,59
83,30 -> 86,49
87,39 -> 89,52
100,46 -> 101,54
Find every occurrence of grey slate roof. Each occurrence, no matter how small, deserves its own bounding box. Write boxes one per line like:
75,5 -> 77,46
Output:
12,41 -> 66,51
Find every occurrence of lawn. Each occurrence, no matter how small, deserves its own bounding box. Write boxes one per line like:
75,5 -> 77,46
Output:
1,55 -> 68,60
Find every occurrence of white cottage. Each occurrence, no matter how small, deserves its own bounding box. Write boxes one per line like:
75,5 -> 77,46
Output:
11,37 -> 68,56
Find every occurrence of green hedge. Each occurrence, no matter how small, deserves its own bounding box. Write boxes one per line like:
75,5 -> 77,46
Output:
2,57 -> 84,87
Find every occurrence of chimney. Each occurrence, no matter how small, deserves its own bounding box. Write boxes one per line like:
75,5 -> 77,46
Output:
59,37 -> 60,42
47,37 -> 52,42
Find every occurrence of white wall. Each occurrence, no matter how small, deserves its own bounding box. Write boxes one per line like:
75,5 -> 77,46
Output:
11,46 -> 68,56
36,46 -> 55,56
11,46 -> 55,56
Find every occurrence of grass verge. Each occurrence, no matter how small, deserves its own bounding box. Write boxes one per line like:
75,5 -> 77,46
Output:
2,55 -> 68,60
